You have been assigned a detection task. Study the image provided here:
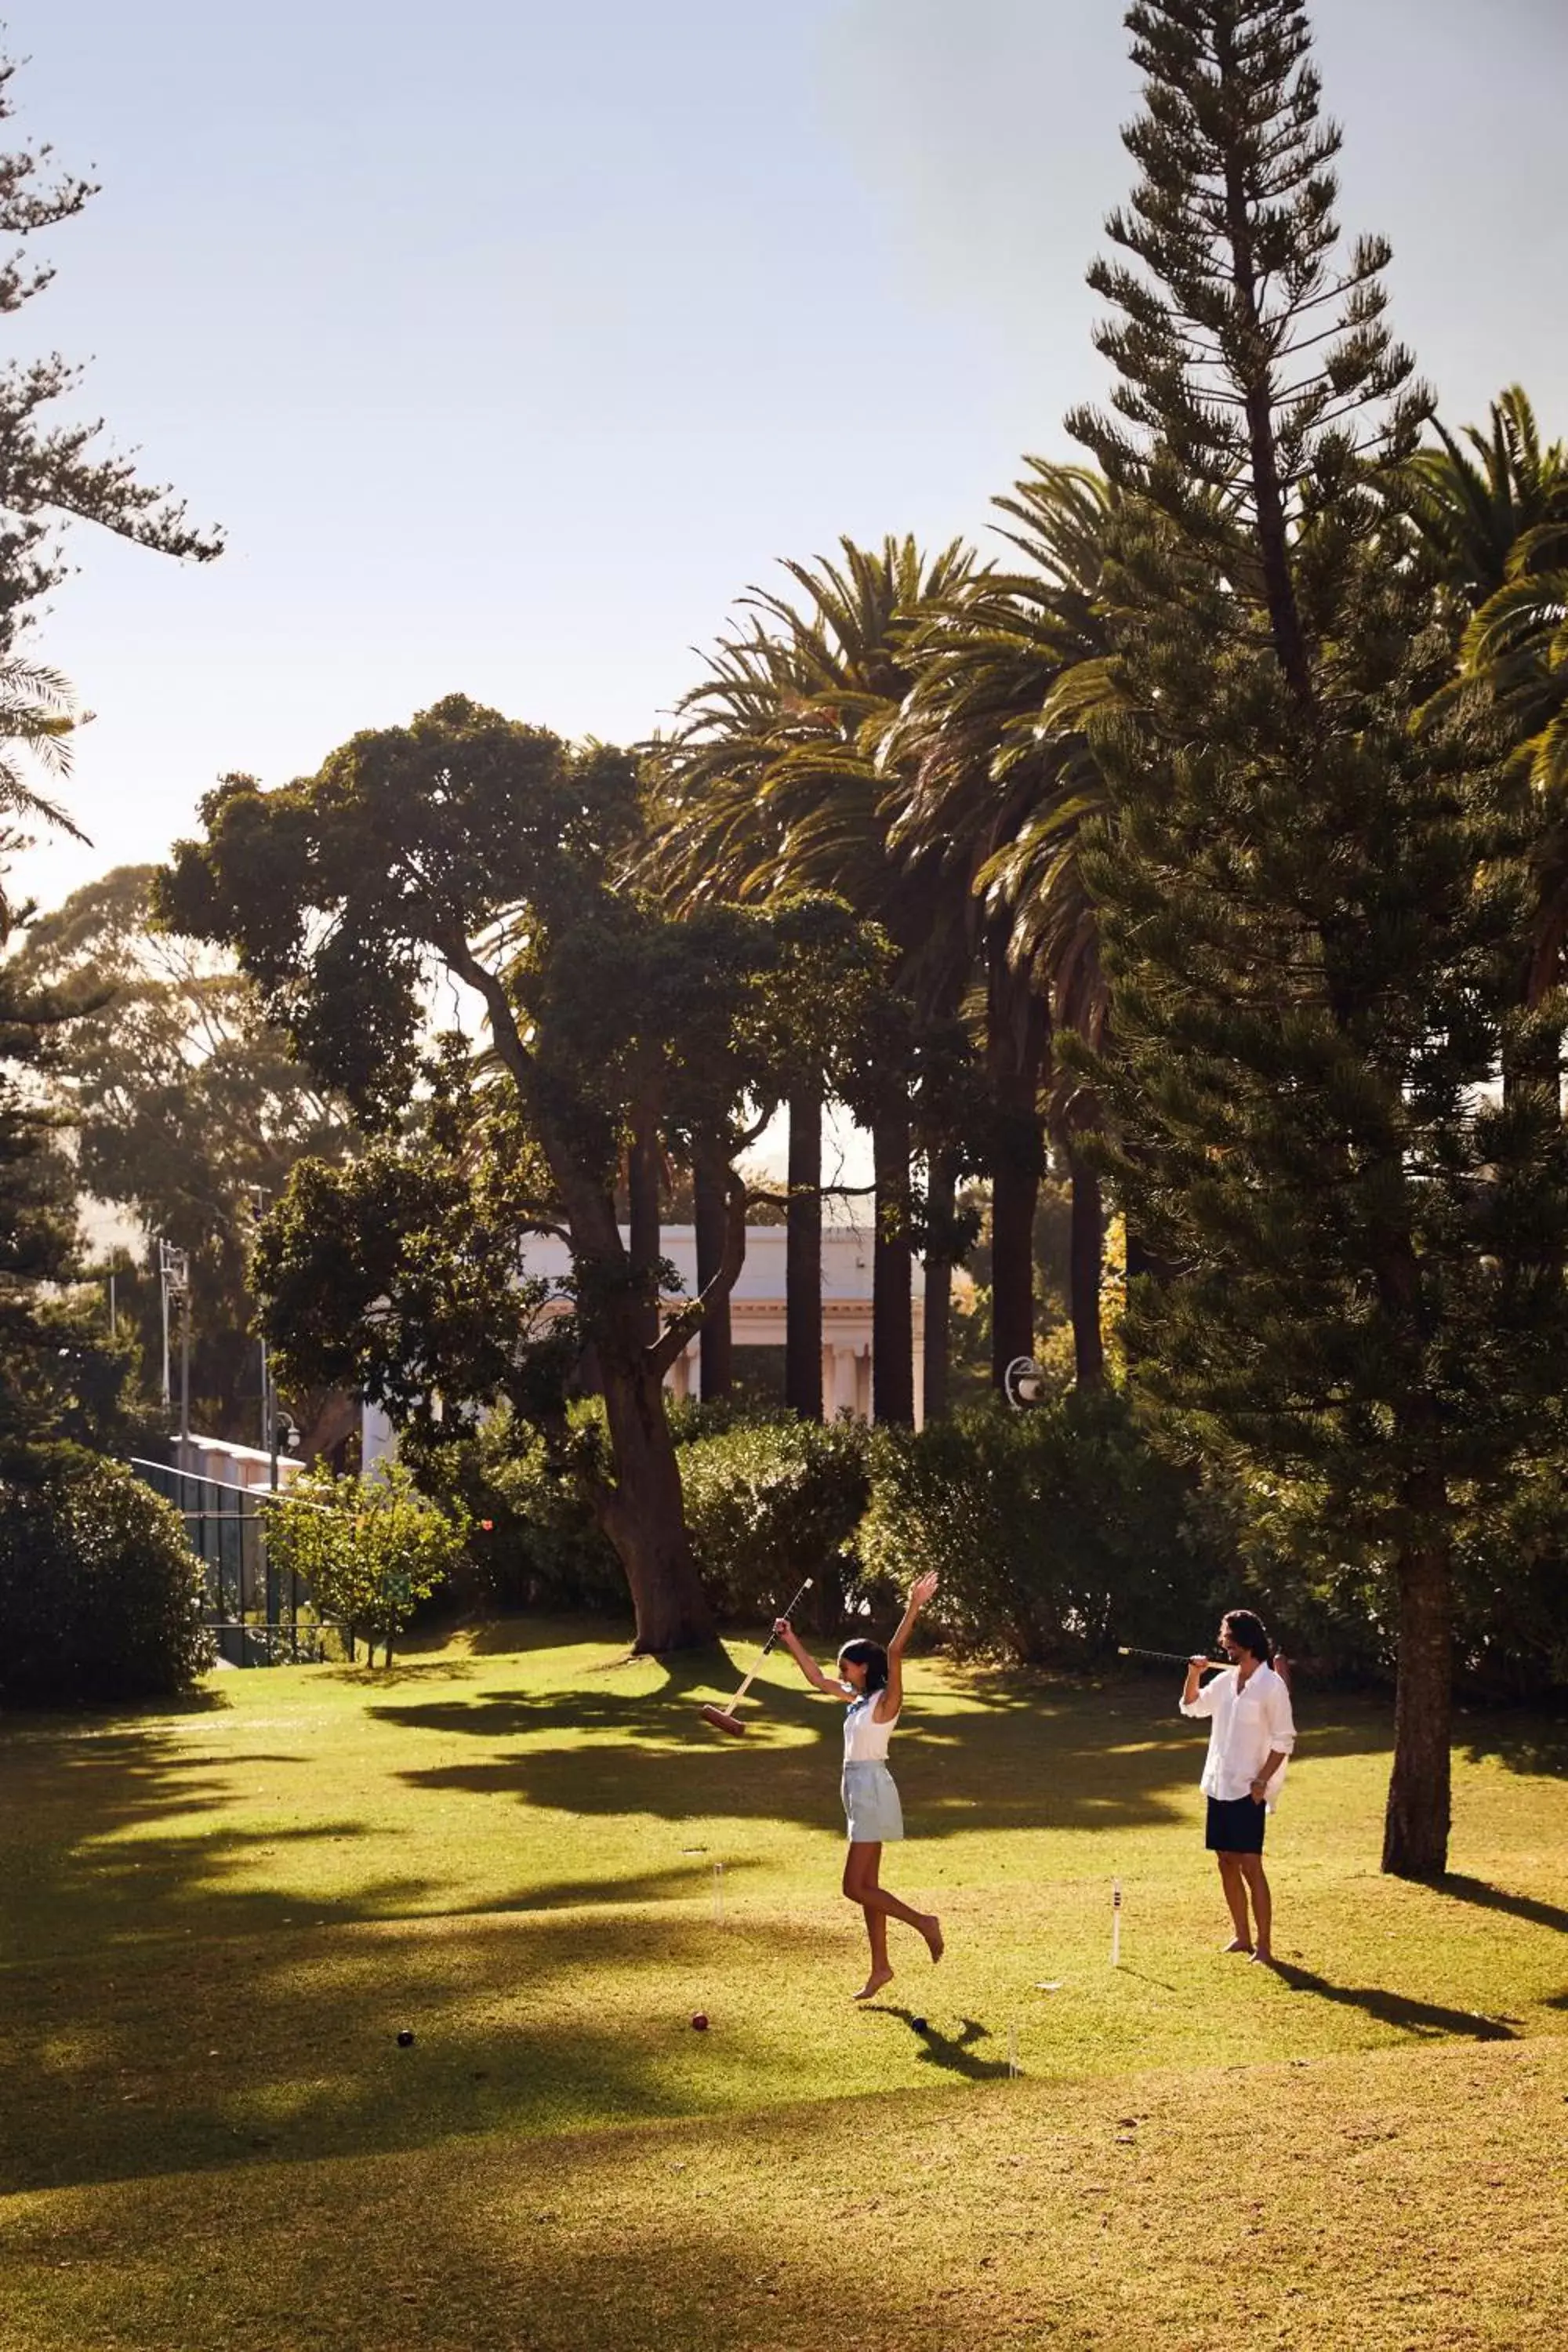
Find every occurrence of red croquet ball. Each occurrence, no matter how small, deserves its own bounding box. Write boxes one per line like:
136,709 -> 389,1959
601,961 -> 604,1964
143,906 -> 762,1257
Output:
691,2012 -> 709,2031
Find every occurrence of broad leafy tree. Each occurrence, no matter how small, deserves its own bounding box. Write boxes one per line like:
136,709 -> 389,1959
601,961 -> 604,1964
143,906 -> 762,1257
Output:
161,695 -> 884,1651
1066,0 -> 1568,1878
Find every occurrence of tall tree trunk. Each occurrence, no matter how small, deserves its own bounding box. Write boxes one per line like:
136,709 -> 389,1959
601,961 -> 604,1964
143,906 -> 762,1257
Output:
1067,1142 -> 1105,1390
986,931 -> 1047,1392
786,1078 -> 823,1420
873,1109 -> 914,1427
457,983 -> 716,1654
692,1138 -> 735,1402
627,1101 -> 662,1348
595,1339 -> 716,1652
922,1148 -> 959,1424
1381,1523 -> 1454,1879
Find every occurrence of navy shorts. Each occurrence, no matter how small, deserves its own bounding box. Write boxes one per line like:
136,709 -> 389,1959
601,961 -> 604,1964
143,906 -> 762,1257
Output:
1206,1794 -> 1266,1853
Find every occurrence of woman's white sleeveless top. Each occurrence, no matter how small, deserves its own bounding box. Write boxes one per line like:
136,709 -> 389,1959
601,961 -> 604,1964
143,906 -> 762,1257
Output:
843,1694 -> 898,1763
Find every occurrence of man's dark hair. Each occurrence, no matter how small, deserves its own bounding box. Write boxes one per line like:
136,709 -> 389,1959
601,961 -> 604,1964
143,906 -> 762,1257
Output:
1222,1610 -> 1273,1664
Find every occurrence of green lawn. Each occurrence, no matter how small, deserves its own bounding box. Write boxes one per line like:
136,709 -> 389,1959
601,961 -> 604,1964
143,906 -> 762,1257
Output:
2,1624 -> 1565,2349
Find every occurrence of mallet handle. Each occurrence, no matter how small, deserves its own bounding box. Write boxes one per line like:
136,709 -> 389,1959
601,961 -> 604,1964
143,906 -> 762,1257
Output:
1118,1646 -> 1228,1669
755,1575 -> 815,1662
719,1577 -> 815,1708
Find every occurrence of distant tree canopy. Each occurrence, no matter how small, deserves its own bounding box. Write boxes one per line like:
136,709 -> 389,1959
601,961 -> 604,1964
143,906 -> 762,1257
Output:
0,854 -> 142,1462
0,40 -> 222,1472
12,862 -> 358,1446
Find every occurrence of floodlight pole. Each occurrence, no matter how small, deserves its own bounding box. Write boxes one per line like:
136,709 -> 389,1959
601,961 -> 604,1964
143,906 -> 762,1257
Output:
245,1186 -> 278,1488
179,1283 -> 191,1456
159,1240 -> 193,1470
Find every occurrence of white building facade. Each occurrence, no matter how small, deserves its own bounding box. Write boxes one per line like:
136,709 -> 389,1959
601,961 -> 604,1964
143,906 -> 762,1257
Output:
361,1220 -> 921,1468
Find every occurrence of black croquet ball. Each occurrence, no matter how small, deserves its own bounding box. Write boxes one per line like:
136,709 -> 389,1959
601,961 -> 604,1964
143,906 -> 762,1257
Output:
911,2016 -> 928,2033
397,2029 -> 416,2048
691,2012 -> 710,2031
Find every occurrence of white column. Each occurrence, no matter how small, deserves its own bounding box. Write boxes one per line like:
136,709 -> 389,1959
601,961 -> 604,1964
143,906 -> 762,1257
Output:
833,1346 -> 858,1420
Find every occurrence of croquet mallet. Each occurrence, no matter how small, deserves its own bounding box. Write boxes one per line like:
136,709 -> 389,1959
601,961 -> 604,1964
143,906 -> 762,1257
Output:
699,1577 -> 814,1736
1117,1645 -> 1227,1669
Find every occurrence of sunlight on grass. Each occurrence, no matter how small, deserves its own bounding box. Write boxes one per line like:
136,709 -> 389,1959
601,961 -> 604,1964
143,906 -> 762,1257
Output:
2,1622 -> 1565,2348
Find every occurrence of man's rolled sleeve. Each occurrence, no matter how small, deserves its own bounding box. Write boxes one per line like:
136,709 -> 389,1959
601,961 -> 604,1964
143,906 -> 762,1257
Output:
1265,1677 -> 1297,1753
1179,1682 -> 1219,1719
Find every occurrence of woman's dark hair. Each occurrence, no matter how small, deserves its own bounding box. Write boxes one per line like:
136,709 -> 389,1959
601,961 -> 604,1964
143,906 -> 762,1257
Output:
837,1638 -> 889,1693
1221,1610 -> 1273,1664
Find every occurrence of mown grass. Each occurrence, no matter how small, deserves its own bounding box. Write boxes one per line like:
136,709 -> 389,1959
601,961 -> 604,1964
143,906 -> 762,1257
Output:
2,1621 -> 1565,2348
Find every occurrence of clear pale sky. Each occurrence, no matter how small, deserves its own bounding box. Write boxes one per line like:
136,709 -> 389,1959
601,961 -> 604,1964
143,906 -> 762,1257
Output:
13,0 -> 1568,912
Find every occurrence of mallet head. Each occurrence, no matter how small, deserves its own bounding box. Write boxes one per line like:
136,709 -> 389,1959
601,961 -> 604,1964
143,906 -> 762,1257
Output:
699,1702 -> 746,1737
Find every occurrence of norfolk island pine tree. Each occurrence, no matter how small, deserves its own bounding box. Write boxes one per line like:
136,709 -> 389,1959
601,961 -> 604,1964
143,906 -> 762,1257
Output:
1058,0 -> 1568,1876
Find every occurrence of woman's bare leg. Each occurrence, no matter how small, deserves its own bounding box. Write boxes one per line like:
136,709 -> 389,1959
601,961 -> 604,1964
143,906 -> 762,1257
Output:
844,1844 -> 942,1987
844,1845 -> 894,1998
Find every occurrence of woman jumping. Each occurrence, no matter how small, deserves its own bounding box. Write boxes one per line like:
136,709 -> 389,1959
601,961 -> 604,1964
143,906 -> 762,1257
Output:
775,1571 -> 944,2001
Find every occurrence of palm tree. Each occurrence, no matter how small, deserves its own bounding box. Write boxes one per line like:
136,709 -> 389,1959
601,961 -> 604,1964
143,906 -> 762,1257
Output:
647,536 -> 983,1425
1407,387 -> 1566,607
889,463 -> 1117,1390
1410,390 -> 1568,1020
0,659 -> 82,830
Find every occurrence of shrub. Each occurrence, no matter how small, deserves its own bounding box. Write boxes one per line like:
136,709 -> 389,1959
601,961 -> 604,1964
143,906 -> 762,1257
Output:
0,1454 -> 213,1706
407,1403 -> 626,1617
264,1462 -> 468,1665
678,1414 -> 873,1631
858,1391 -> 1216,1664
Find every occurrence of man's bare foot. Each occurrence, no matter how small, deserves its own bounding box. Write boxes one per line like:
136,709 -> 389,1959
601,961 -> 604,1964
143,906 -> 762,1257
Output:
1250,1946 -> 1274,1966
1221,1937 -> 1254,1955
921,1914 -> 944,1965
852,1967 -> 894,2002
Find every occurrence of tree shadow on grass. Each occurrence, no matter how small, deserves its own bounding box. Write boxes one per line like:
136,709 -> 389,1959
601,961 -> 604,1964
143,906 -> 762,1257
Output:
1270,1961 -> 1517,2041
374,1667 -> 1396,1838
0,1730 -> 821,2198
321,1660 -> 479,1688
1438,1872 -> 1568,1938
0,1905 -> 840,2194
481,1859 -> 764,1913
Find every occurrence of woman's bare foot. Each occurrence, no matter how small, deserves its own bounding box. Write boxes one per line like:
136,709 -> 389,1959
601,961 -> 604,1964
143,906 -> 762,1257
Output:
1250,1945 -> 1274,1966
921,1914 -> 944,1965
852,1967 -> 894,2002
1221,1937 -> 1254,1955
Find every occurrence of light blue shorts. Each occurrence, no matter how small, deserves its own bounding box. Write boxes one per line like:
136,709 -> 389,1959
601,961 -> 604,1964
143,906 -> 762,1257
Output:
842,1761 -> 904,1844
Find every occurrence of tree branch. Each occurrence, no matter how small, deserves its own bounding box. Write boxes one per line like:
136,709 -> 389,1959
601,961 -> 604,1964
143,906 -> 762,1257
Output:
435,932 -> 537,1094
649,1165 -> 749,1376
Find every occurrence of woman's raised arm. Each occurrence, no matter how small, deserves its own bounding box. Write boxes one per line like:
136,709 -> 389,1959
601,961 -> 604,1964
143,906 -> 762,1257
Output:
775,1618 -> 848,1697
876,1572 -> 939,1723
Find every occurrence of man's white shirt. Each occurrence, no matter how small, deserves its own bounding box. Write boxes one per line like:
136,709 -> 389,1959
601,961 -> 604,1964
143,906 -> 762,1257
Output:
1179,1661 -> 1296,1806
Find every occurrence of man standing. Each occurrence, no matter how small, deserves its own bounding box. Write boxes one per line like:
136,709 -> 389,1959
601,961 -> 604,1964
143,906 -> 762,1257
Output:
1181,1611 -> 1296,1965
